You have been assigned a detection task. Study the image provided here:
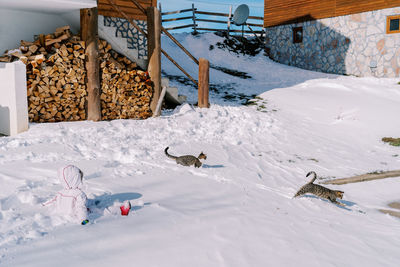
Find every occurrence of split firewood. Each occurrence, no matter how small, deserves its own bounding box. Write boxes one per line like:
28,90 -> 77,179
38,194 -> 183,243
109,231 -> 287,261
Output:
2,25 -> 153,122
0,56 -> 10,62
45,33 -> 70,46
29,45 -> 39,54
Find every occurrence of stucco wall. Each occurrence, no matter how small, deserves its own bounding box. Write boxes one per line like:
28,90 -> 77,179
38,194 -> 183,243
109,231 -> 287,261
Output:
265,7 -> 400,77
0,61 -> 28,136
0,8 -> 78,54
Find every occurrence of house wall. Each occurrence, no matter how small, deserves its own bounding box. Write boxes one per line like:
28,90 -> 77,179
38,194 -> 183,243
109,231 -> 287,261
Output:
0,61 -> 28,136
264,7 -> 400,77
264,0 -> 400,27
0,8 -> 78,54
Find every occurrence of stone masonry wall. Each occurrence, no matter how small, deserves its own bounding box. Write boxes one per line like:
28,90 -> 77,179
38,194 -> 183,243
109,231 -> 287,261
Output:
265,7 -> 400,77
104,16 -> 148,60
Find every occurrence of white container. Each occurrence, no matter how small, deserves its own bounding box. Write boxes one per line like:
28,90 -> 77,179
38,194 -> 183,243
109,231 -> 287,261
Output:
0,61 -> 28,136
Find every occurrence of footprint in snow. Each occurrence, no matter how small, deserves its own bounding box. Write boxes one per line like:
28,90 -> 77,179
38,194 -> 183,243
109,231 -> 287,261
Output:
212,175 -> 232,183
189,169 -> 207,177
255,184 -> 293,199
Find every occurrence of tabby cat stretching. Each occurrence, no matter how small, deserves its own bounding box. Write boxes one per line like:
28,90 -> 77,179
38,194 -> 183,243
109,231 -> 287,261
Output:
164,147 -> 207,168
294,171 -> 344,205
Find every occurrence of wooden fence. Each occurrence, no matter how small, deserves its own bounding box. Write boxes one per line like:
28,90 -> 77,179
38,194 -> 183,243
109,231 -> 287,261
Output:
105,0 -> 210,109
160,4 -> 264,34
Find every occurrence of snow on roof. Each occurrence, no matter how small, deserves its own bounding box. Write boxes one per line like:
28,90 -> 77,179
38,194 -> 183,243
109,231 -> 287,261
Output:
0,0 -> 97,13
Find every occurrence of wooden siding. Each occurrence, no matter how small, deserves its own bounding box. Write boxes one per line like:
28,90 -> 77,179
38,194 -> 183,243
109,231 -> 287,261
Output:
264,0 -> 400,27
98,0 -> 157,21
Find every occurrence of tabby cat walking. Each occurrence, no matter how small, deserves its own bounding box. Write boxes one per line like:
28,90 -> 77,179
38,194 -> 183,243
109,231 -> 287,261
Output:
164,147 -> 207,168
294,171 -> 344,205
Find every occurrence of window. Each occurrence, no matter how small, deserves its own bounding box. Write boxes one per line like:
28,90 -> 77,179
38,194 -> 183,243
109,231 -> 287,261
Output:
386,15 -> 400,34
293,27 -> 303,43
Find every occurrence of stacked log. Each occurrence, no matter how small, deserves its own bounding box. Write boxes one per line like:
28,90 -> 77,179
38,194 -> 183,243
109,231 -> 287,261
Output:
0,26 -> 87,122
0,25 -> 153,122
98,40 -> 153,120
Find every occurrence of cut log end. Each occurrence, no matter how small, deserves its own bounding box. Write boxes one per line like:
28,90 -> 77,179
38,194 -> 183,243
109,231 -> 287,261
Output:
2,26 -> 154,123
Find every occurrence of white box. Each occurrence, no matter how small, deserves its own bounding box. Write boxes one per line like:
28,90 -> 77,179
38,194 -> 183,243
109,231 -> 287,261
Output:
0,61 -> 28,136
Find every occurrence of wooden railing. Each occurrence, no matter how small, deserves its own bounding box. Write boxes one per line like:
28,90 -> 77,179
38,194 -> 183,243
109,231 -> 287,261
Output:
161,4 -> 264,34
106,0 -> 209,111
107,0 -> 199,84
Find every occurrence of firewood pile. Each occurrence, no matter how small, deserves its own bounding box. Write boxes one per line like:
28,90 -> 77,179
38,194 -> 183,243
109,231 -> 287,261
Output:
98,40 -> 153,120
0,25 -> 153,122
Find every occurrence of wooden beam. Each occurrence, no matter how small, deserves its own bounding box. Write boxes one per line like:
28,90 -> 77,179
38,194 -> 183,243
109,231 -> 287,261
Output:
98,0 -> 155,20
162,16 -> 193,22
153,86 -> 167,117
80,8 -> 101,121
164,24 -> 196,31
320,170 -> 400,185
195,10 -> 230,17
247,24 -> 263,43
198,58 -> 209,108
161,8 -> 193,15
97,9 -> 147,21
195,10 -> 263,20
161,49 -> 198,86
147,7 -> 162,116
106,0 -> 148,37
196,28 -> 263,33
161,26 -> 199,65
264,0 -> 398,27
196,18 -> 228,24
129,0 -> 147,14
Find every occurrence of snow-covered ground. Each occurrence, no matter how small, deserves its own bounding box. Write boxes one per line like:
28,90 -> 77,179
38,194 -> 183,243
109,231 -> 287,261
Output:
1,32 -> 400,267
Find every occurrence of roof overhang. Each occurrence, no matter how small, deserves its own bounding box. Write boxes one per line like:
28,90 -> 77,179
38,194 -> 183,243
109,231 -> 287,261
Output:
0,0 -> 97,14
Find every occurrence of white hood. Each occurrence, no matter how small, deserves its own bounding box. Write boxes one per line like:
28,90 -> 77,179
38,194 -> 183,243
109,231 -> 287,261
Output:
58,165 -> 82,190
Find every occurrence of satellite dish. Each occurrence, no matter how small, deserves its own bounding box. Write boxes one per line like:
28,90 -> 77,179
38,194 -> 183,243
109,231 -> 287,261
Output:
232,4 -> 249,26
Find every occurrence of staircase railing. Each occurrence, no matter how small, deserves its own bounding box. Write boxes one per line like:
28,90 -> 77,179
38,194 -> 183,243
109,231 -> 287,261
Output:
107,0 -> 199,86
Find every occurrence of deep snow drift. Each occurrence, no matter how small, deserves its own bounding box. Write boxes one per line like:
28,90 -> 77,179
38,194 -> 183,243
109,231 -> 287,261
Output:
1,33 -> 400,267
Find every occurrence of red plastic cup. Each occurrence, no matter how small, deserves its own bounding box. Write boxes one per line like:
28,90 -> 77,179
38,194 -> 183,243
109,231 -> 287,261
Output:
120,201 -> 131,216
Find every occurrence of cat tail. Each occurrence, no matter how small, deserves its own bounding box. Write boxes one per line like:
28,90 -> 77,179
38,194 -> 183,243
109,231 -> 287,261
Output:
306,171 -> 317,184
164,147 -> 178,160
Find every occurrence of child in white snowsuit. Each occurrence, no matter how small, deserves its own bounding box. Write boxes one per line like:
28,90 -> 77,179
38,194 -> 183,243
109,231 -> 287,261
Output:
43,165 -> 89,225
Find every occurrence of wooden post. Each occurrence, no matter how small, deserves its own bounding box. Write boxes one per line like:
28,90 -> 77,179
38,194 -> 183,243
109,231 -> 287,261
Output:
198,58 -> 209,108
80,8 -> 101,121
153,86 -> 167,117
192,3 -> 197,35
147,7 -> 162,116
